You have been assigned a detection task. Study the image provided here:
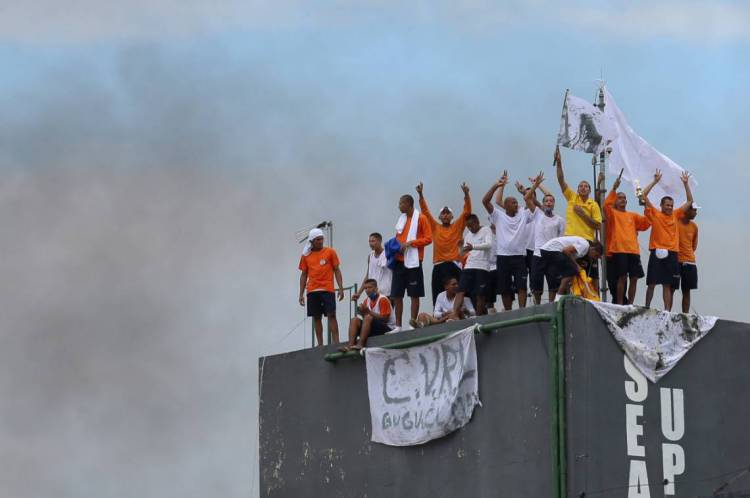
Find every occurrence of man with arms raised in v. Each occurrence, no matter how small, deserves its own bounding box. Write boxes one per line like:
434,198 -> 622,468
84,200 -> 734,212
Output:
483,170 -> 533,311
642,169 -> 693,311
416,181 -> 471,306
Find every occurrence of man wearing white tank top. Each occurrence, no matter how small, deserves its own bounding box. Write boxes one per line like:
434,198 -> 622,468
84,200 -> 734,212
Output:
352,232 -> 392,302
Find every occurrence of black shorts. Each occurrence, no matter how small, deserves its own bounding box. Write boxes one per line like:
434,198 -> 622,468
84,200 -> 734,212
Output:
674,263 -> 698,291
459,269 -> 489,297
530,255 -> 561,292
390,261 -> 425,298
540,250 -> 579,279
611,253 -> 645,280
646,250 -> 679,286
367,317 -> 392,337
497,255 -> 528,294
307,291 -> 336,318
525,249 -> 534,272
484,269 -> 498,304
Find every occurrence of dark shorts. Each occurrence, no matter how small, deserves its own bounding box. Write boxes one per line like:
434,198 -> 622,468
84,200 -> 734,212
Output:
530,255 -> 561,292
459,269 -> 489,297
497,255 -> 528,294
307,291 -> 336,318
611,253 -> 645,280
367,317 -> 392,337
646,250 -> 679,286
390,261 -> 425,298
525,249 -> 534,272
484,269 -> 498,304
605,257 -> 623,303
540,250 -> 579,279
674,263 -> 698,291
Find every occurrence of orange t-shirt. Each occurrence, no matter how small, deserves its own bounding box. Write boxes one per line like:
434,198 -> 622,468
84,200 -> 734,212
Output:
395,212 -> 433,262
604,191 -> 651,255
367,294 -> 392,316
299,247 -> 340,293
644,206 -> 684,252
419,197 -> 471,263
677,221 -> 698,263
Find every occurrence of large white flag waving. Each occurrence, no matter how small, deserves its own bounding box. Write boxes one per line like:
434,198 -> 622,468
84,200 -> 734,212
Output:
604,88 -> 697,206
557,91 -> 618,154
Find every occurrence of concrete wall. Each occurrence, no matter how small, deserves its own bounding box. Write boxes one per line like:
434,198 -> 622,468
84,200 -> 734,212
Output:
259,306 -> 558,498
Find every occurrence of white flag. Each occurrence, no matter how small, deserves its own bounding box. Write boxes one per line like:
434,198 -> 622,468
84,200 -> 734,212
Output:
558,92 -> 618,154
364,327 -> 480,446
604,88 -> 697,206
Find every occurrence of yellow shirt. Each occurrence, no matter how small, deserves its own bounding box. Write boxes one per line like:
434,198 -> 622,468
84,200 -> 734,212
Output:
563,186 -> 602,241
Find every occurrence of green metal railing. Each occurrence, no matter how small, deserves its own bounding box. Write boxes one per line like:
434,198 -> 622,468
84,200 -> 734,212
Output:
323,295 -> 575,498
312,283 -> 358,346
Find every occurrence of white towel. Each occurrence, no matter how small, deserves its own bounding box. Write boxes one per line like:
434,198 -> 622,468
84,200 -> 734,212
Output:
302,228 -> 324,256
395,209 -> 421,269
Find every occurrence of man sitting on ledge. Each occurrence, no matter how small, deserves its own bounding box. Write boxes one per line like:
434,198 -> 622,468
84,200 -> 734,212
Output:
340,279 -> 395,352
415,276 -> 475,328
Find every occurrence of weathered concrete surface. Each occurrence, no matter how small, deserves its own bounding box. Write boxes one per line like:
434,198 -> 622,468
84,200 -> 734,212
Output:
259,305 -> 556,498
564,299 -> 750,498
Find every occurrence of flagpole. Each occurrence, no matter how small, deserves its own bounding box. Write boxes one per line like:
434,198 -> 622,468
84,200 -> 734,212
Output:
595,84 -> 608,302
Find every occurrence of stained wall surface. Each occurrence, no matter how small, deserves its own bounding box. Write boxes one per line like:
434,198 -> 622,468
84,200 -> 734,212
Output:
259,305 -> 557,498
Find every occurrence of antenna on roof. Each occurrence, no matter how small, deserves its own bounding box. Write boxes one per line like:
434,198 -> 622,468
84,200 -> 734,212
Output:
295,221 -> 334,247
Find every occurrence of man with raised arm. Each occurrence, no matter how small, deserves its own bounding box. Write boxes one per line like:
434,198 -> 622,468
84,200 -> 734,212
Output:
417,181 -> 471,306
391,193 -> 432,328
603,171 -> 652,305
483,170 -> 533,311
539,236 -> 603,296
675,203 -> 700,313
554,145 -> 602,287
298,228 -> 345,346
523,172 -> 566,304
641,169 -> 693,311
352,232 -> 392,303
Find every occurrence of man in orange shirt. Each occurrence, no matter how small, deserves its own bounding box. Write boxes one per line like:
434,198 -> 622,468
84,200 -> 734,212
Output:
391,194 -> 433,328
642,169 -> 693,311
603,172 -> 651,305
298,228 -> 345,346
675,204 -> 699,313
340,279 -> 395,352
416,181 -> 471,306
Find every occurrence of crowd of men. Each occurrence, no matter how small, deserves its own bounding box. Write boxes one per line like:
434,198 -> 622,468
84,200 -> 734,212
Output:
298,146 -> 700,349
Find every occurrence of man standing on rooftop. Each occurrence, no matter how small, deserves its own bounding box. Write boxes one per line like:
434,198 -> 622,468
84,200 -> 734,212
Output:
416,181 -> 471,306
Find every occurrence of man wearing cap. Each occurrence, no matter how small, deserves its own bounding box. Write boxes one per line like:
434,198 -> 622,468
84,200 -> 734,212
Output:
298,228 -> 345,346
642,169 -> 693,311
675,203 -> 700,313
416,181 -> 471,306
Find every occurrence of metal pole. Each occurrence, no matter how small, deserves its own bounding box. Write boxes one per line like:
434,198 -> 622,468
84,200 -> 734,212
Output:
595,85 -> 608,302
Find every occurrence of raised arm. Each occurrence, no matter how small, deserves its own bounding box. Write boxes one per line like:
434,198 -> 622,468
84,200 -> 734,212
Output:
458,182 -> 472,228
554,145 -> 568,193
641,169 -> 662,210
677,171 -> 694,212
525,171 -> 544,212
482,170 -> 508,214
416,182 -> 436,225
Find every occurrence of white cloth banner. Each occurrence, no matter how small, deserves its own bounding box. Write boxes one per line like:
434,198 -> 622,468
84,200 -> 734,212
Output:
558,92 -> 618,154
604,88 -> 697,206
364,327 -> 480,446
590,301 -> 717,383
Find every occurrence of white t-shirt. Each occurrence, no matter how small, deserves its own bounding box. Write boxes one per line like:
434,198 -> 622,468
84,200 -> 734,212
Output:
522,208 -> 536,252
462,225 -> 493,271
367,250 -> 392,297
434,291 -> 476,319
531,209 -> 566,257
540,236 -> 590,258
489,206 -> 532,256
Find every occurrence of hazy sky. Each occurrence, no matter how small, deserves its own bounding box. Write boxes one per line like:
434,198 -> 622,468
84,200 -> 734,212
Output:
2,2 -> 749,497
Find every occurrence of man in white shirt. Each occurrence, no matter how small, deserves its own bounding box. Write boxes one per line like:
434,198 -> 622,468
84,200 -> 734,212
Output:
523,173 -> 566,304
415,276 -> 475,327
483,170 -> 533,311
540,236 -> 603,296
454,214 -> 493,316
352,232 -> 392,302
